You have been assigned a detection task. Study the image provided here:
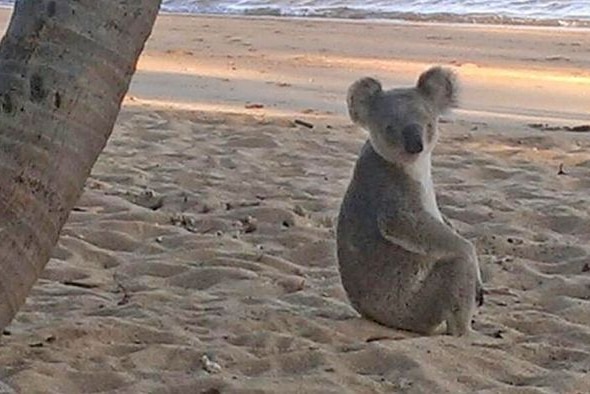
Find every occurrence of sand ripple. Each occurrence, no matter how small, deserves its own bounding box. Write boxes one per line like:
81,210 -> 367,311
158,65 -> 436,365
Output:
1,108 -> 589,393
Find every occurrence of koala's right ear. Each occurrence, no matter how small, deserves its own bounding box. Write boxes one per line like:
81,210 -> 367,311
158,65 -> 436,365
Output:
347,77 -> 382,126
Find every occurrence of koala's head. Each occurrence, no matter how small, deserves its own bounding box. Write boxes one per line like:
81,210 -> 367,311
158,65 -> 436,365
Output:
347,66 -> 458,164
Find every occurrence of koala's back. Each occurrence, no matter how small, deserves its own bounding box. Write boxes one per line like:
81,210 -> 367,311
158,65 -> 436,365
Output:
337,141 -> 427,326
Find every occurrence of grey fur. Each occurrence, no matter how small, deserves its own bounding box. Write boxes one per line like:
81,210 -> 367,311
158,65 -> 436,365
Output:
337,66 -> 482,336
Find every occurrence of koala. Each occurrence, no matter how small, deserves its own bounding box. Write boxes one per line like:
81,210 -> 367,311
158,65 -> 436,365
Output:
336,66 -> 483,336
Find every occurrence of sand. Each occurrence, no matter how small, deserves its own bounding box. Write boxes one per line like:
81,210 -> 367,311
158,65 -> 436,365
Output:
1,9 -> 590,394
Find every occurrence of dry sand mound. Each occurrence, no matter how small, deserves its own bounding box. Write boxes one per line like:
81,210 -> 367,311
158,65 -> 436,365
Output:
1,105 -> 589,393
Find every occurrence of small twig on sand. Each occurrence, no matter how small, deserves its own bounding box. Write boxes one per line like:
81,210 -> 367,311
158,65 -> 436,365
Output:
62,281 -> 98,289
365,335 -> 406,342
245,103 -> 264,109
528,123 -> 590,133
566,125 -> 590,132
294,119 -> 314,129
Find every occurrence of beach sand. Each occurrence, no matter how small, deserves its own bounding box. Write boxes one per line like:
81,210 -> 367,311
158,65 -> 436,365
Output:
1,9 -> 590,393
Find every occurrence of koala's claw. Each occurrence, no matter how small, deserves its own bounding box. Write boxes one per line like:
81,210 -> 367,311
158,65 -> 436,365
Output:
476,281 -> 484,307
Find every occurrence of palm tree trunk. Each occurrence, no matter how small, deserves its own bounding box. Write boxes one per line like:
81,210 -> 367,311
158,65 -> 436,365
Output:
0,0 -> 162,330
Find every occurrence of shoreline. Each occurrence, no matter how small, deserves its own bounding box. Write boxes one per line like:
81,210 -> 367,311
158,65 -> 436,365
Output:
156,11 -> 590,31
0,4 -> 589,29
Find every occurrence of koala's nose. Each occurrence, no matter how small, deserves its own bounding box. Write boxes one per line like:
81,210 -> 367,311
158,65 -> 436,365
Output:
401,124 -> 424,154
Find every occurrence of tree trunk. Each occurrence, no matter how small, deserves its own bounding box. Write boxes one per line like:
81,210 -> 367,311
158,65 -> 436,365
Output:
0,0 -> 161,330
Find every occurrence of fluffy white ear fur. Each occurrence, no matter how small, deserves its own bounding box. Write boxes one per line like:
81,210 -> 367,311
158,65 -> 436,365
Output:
417,66 -> 459,113
346,77 -> 382,127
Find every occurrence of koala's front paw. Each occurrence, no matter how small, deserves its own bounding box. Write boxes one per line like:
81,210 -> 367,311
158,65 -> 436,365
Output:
476,281 -> 484,307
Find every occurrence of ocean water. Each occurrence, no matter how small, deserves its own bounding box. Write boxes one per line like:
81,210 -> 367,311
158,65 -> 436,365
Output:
159,0 -> 590,25
0,1 -> 589,26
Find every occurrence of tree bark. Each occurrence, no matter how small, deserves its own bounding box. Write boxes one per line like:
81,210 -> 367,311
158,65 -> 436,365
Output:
0,0 -> 161,330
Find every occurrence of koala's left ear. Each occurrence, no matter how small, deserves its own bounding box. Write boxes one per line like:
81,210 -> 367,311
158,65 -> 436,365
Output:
416,66 -> 459,113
